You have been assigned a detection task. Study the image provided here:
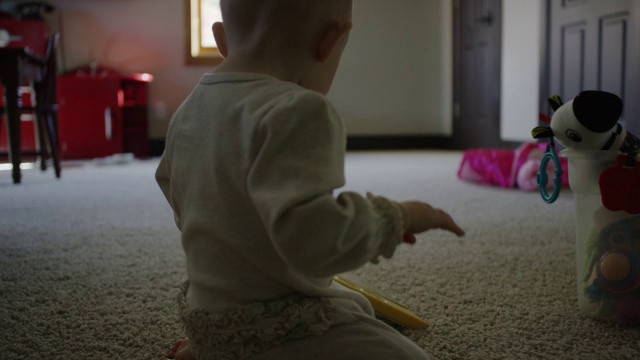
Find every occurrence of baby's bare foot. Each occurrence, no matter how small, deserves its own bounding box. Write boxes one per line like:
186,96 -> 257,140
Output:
166,338 -> 195,360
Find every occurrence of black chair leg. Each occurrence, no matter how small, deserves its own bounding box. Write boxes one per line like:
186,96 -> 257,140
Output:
44,111 -> 61,178
35,110 -> 48,171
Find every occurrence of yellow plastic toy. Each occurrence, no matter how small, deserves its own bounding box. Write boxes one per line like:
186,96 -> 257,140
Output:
333,273 -> 428,329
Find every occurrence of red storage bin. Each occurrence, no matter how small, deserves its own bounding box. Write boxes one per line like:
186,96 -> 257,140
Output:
57,70 -> 152,159
0,86 -> 38,155
0,18 -> 48,57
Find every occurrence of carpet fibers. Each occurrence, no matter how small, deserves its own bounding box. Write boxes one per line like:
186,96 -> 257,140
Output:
1,151 -> 639,359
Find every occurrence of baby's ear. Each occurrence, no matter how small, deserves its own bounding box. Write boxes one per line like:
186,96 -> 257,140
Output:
315,21 -> 352,62
212,22 -> 228,58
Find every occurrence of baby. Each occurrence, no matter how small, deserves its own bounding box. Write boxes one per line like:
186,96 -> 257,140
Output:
157,0 -> 465,359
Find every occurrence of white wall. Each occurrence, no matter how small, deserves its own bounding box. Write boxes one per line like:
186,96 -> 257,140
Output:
329,0 -> 453,136
37,0 -> 454,140
8,0 -> 541,143
500,0 -> 546,142
42,0 -> 204,139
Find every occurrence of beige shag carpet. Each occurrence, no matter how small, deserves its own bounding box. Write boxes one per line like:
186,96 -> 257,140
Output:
1,151 -> 639,359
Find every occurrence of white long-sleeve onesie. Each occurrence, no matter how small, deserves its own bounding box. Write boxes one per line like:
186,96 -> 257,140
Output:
156,73 -> 428,359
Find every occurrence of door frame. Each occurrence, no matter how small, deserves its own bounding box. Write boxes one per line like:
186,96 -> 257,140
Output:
452,0 -> 518,150
453,0 -> 549,150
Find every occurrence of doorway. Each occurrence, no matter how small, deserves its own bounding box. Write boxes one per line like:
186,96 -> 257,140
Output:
452,0 -> 502,150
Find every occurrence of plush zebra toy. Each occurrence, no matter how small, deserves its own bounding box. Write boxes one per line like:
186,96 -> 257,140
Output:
532,90 -> 639,153
531,90 -> 640,204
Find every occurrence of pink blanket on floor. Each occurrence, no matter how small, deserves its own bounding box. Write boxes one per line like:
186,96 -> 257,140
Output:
457,143 -> 569,190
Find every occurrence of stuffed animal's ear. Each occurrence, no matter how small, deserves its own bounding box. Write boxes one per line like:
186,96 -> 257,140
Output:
573,91 -> 623,133
539,113 -> 552,124
548,95 -> 563,111
532,126 -> 554,139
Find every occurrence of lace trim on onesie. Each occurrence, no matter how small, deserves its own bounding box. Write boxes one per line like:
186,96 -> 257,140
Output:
178,281 -> 340,360
366,193 -> 404,264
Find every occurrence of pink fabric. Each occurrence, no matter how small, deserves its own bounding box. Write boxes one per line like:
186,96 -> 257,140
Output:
457,148 -> 517,188
457,143 -> 569,190
517,159 -> 547,191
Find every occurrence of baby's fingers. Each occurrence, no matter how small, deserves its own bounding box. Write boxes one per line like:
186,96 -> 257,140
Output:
435,210 -> 465,237
403,233 -> 417,244
446,219 -> 465,237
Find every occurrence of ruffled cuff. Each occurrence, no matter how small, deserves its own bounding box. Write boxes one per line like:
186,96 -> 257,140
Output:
366,193 -> 404,264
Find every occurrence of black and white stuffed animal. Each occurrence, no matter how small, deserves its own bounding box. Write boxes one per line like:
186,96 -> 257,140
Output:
533,90 -> 640,154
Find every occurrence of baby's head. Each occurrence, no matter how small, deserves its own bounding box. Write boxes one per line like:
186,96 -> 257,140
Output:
214,0 -> 353,93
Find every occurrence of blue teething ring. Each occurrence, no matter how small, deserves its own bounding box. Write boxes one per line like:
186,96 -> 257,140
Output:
537,141 -> 563,203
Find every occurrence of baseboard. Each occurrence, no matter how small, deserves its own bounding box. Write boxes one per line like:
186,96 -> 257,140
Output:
149,139 -> 166,157
346,135 -> 452,150
149,136 -> 453,156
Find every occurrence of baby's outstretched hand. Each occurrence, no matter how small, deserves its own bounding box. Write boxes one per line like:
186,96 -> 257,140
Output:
398,201 -> 465,238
